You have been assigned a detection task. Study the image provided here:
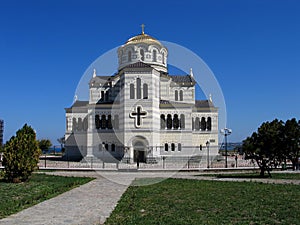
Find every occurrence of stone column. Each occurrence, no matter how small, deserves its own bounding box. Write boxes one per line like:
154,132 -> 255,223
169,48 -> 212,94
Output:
85,109 -> 94,160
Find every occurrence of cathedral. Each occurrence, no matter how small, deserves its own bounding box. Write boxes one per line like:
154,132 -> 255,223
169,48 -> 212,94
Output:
65,28 -> 219,164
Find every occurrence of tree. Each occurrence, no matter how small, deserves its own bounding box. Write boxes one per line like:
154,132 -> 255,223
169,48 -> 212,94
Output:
2,124 -> 41,183
242,119 -> 284,177
38,139 -> 52,153
282,118 -> 300,170
57,136 -> 65,154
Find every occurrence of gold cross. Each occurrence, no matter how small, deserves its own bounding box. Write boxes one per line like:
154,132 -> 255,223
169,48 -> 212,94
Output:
141,24 -> 145,34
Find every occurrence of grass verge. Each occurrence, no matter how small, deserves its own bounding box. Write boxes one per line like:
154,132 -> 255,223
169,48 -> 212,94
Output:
0,173 -> 93,219
105,178 -> 300,225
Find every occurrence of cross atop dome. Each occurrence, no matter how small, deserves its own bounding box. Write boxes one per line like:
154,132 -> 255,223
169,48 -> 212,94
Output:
141,24 -> 145,35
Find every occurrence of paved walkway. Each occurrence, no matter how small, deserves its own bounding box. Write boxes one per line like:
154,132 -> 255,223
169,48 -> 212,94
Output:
0,172 -> 135,225
0,171 -> 299,225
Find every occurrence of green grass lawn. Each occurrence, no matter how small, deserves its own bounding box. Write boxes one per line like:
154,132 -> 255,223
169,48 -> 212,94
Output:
105,178 -> 300,225
0,173 -> 93,219
199,172 -> 300,180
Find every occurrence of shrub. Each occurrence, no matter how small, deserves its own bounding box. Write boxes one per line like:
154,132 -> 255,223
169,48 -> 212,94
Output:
2,124 -> 41,183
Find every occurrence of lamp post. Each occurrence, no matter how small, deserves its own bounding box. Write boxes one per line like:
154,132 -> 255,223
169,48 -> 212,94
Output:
206,141 -> 210,169
220,128 -> 232,168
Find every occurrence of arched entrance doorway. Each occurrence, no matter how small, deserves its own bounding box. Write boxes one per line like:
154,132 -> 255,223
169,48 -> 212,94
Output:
132,137 -> 148,163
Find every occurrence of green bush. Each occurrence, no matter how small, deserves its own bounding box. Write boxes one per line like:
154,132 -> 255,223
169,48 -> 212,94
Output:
2,124 -> 41,183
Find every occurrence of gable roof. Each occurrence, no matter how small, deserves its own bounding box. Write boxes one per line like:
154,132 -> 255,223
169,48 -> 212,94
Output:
170,75 -> 195,83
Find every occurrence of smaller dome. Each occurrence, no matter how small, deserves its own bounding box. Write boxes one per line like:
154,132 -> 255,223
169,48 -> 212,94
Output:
125,33 -> 163,47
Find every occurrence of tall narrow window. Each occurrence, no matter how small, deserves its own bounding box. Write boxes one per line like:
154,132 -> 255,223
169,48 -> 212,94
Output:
83,117 -> 88,131
77,118 -> 83,131
179,90 -> 183,101
140,49 -> 144,61
101,91 -> 105,101
180,114 -> 185,129
167,114 -> 172,129
114,115 -> 119,129
178,143 -> 182,151
207,117 -> 212,131
165,143 -> 168,151
95,115 -> 100,129
192,117 -> 194,130
128,51 -> 132,62
162,52 -> 165,64
107,115 -> 112,129
160,114 -> 166,129
101,115 -> 106,129
201,117 -> 206,131
111,144 -> 115,152
105,91 -> 109,102
153,50 -> 157,62
130,83 -> 135,99
175,90 -> 178,101
105,143 -> 109,151
173,114 -> 179,130
195,117 -> 200,131
136,78 -> 141,99
171,143 -> 175,151
143,83 -> 148,99
72,118 -> 77,131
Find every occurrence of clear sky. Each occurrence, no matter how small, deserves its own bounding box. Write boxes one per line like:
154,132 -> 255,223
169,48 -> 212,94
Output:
0,0 -> 299,144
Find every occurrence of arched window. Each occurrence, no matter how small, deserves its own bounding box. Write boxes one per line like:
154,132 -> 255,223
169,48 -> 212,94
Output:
153,50 -> 157,62
200,145 -> 203,151
160,114 -> 166,129
143,83 -> 148,99
207,117 -> 212,131
111,144 -> 115,152
179,90 -> 183,101
195,117 -> 200,131
130,83 -> 135,99
140,49 -> 144,61
178,143 -> 182,151
201,117 -> 206,131
173,114 -> 179,130
136,78 -> 141,99
105,143 -> 109,151
167,114 -> 172,129
107,115 -> 112,129
114,115 -> 119,129
175,90 -> 178,101
128,51 -> 132,62
180,114 -> 185,129
165,143 -> 168,151
83,117 -> 88,131
171,143 -> 175,151
72,118 -> 77,131
101,115 -> 106,129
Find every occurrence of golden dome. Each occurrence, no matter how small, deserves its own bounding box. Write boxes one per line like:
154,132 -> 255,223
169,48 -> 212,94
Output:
125,33 -> 163,47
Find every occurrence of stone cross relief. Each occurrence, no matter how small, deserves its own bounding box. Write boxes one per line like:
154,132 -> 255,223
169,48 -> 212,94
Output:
130,106 -> 147,128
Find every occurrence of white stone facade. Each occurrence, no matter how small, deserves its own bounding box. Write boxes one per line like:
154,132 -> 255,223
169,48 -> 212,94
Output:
65,32 -> 219,163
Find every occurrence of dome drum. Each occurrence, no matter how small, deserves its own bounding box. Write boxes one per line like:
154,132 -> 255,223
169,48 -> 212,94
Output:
118,33 -> 168,73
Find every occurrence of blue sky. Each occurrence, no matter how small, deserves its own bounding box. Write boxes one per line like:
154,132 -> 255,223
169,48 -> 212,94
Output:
0,0 -> 299,144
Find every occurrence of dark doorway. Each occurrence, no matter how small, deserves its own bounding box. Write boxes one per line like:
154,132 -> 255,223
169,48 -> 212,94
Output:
134,150 -> 146,163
